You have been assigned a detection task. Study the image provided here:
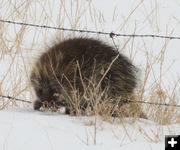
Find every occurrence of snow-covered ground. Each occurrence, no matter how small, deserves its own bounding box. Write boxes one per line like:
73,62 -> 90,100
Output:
0,0 -> 180,150
0,108 -> 168,150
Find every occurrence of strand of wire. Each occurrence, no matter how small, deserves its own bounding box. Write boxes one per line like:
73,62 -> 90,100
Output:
1,19 -> 180,40
1,94 -> 180,107
0,95 -> 32,103
121,99 -> 180,107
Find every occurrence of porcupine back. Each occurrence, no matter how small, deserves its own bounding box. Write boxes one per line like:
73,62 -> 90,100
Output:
30,37 -> 144,117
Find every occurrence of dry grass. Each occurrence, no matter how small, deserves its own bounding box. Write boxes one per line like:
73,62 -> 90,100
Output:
39,55 -> 146,121
0,0 -> 180,145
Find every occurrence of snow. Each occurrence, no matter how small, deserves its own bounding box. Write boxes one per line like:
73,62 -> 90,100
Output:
0,0 -> 180,149
0,108 -> 169,150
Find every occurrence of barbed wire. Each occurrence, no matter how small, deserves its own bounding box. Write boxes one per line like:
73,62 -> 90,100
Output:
1,19 -> 180,40
121,99 -> 180,107
1,94 -> 180,108
0,95 -> 32,103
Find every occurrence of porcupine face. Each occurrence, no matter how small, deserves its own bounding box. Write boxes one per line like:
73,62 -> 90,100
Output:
32,76 -> 66,111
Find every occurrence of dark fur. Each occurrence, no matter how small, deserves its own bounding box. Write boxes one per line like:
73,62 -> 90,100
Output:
30,38 -> 145,117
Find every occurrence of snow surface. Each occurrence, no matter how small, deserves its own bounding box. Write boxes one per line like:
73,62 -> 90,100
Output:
0,108 -> 167,150
1,0 -> 180,150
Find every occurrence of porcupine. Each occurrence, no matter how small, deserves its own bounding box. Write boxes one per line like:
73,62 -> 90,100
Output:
30,37 -> 146,118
